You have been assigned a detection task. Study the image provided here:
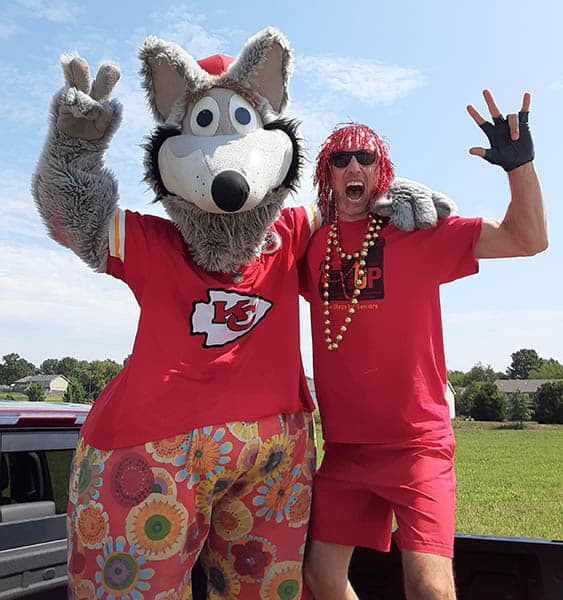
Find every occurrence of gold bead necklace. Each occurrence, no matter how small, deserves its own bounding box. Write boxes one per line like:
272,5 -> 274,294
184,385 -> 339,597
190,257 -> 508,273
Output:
321,213 -> 383,351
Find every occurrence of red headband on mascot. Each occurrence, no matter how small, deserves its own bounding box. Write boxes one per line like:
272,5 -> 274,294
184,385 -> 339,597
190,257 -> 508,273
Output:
315,124 -> 394,222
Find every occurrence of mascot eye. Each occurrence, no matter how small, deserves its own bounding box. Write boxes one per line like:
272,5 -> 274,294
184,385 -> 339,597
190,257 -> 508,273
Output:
229,95 -> 259,134
190,96 -> 220,136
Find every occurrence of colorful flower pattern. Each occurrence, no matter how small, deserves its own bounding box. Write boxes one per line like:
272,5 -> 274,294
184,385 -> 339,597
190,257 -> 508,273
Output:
175,427 -> 232,488
255,433 -> 294,479
125,494 -> 187,560
76,502 -> 109,549
212,498 -> 253,541
287,484 -> 312,529
230,536 -> 276,582
260,561 -> 302,600
151,467 -> 178,497
95,536 -> 154,599
68,412 -> 314,598
205,550 -> 241,599
70,577 -> 96,600
146,435 -> 188,464
111,453 -> 154,507
226,421 -> 259,442
76,450 -> 105,504
252,466 -> 301,523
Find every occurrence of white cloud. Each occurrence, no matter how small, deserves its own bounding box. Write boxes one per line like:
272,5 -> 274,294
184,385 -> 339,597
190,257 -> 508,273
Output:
15,0 -> 81,23
149,5 -> 226,57
296,55 -> 426,106
0,168 -> 46,241
0,59 -> 61,127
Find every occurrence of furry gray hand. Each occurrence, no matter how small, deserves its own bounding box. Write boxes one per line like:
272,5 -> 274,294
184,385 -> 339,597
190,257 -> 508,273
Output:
56,54 -> 121,141
372,177 -> 457,231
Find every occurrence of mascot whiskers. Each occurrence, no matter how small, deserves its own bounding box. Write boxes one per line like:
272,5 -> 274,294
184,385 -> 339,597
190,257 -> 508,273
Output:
32,27 -> 453,599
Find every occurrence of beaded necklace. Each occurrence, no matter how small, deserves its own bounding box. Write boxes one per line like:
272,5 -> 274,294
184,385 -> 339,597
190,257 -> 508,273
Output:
321,213 -> 384,351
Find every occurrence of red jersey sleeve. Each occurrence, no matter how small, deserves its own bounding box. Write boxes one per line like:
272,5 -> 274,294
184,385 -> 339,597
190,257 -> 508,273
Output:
278,204 -> 322,301
425,216 -> 483,284
105,210 -> 178,303
278,204 -> 322,260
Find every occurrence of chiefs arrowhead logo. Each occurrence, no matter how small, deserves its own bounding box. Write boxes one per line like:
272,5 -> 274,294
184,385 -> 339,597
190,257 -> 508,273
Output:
191,289 -> 273,347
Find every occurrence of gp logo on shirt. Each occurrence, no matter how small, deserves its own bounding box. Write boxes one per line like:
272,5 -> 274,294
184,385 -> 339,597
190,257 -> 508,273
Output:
191,289 -> 273,347
319,238 -> 385,301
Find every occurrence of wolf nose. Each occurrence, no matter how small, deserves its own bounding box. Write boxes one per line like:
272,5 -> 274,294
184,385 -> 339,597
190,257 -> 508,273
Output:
211,171 -> 250,212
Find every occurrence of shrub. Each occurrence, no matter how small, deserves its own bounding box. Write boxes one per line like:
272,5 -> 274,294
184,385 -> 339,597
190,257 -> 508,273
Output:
470,382 -> 506,421
534,382 -> 563,424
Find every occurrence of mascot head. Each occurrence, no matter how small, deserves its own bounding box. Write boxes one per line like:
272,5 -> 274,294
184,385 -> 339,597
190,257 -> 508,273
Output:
139,27 -> 303,273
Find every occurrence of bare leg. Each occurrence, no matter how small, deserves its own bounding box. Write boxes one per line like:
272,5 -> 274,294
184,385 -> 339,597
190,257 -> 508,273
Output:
402,550 -> 456,600
304,540 -> 358,600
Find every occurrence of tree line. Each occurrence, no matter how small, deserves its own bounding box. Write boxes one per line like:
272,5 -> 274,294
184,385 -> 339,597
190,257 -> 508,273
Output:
1,348 -> 562,421
0,353 -> 123,404
448,349 -> 563,425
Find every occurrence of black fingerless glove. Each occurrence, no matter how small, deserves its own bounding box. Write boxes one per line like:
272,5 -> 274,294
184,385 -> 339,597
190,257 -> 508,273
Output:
480,111 -> 534,172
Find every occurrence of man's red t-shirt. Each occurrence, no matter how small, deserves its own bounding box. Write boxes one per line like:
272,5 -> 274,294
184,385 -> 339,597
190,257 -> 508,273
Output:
301,216 -> 482,444
80,205 -> 321,449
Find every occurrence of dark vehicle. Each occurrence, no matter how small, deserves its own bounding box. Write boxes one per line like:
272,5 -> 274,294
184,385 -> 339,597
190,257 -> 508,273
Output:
0,401 -> 89,599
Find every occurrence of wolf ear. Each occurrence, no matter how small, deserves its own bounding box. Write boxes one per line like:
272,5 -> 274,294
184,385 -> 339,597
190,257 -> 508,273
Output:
139,36 -> 210,123
227,27 -> 293,115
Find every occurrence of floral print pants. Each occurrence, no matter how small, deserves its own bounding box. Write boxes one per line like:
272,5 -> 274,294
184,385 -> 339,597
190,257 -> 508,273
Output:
67,411 -> 315,600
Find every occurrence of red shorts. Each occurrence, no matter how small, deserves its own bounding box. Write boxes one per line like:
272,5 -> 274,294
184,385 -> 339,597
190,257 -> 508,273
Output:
309,436 -> 456,558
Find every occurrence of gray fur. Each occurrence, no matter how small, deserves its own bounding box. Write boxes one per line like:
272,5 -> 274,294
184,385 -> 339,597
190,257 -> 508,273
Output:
373,177 -> 457,231
61,53 -> 91,93
32,77 -> 122,271
224,27 -> 292,114
139,37 -> 210,123
163,189 -> 286,273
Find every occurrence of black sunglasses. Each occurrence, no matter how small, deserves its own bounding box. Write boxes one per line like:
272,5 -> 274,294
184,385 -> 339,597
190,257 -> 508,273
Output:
330,150 -> 376,168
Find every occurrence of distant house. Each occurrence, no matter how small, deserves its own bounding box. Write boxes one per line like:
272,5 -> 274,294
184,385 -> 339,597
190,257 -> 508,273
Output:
445,380 -> 456,418
12,374 -> 70,397
495,379 -> 562,396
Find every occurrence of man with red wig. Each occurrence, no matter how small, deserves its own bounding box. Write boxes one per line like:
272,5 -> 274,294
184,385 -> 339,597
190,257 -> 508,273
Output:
301,90 -> 547,599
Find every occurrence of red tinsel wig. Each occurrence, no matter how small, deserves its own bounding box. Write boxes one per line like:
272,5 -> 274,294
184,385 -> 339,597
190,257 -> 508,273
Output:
314,123 -> 394,222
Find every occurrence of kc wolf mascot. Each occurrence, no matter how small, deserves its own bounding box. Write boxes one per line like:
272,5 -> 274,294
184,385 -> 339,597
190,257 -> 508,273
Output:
33,27 -> 453,600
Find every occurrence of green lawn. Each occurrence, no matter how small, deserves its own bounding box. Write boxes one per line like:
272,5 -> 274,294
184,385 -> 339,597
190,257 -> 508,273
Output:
453,422 -> 562,539
46,450 -> 74,513
314,413 -> 563,540
0,392 -> 28,400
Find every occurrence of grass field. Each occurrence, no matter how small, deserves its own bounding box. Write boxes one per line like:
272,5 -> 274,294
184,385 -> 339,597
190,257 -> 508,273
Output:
0,392 -> 28,400
453,420 -> 562,539
314,414 -> 563,541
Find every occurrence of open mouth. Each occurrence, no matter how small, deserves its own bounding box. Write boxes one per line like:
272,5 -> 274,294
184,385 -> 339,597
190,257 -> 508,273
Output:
345,181 -> 365,201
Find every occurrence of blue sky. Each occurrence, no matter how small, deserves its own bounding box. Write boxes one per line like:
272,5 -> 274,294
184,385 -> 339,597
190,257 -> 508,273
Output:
1,0 -> 561,375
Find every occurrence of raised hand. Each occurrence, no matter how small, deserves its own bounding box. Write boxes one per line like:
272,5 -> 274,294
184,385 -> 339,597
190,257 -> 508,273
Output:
32,53 -> 123,270
56,54 -> 121,141
467,90 -> 534,172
